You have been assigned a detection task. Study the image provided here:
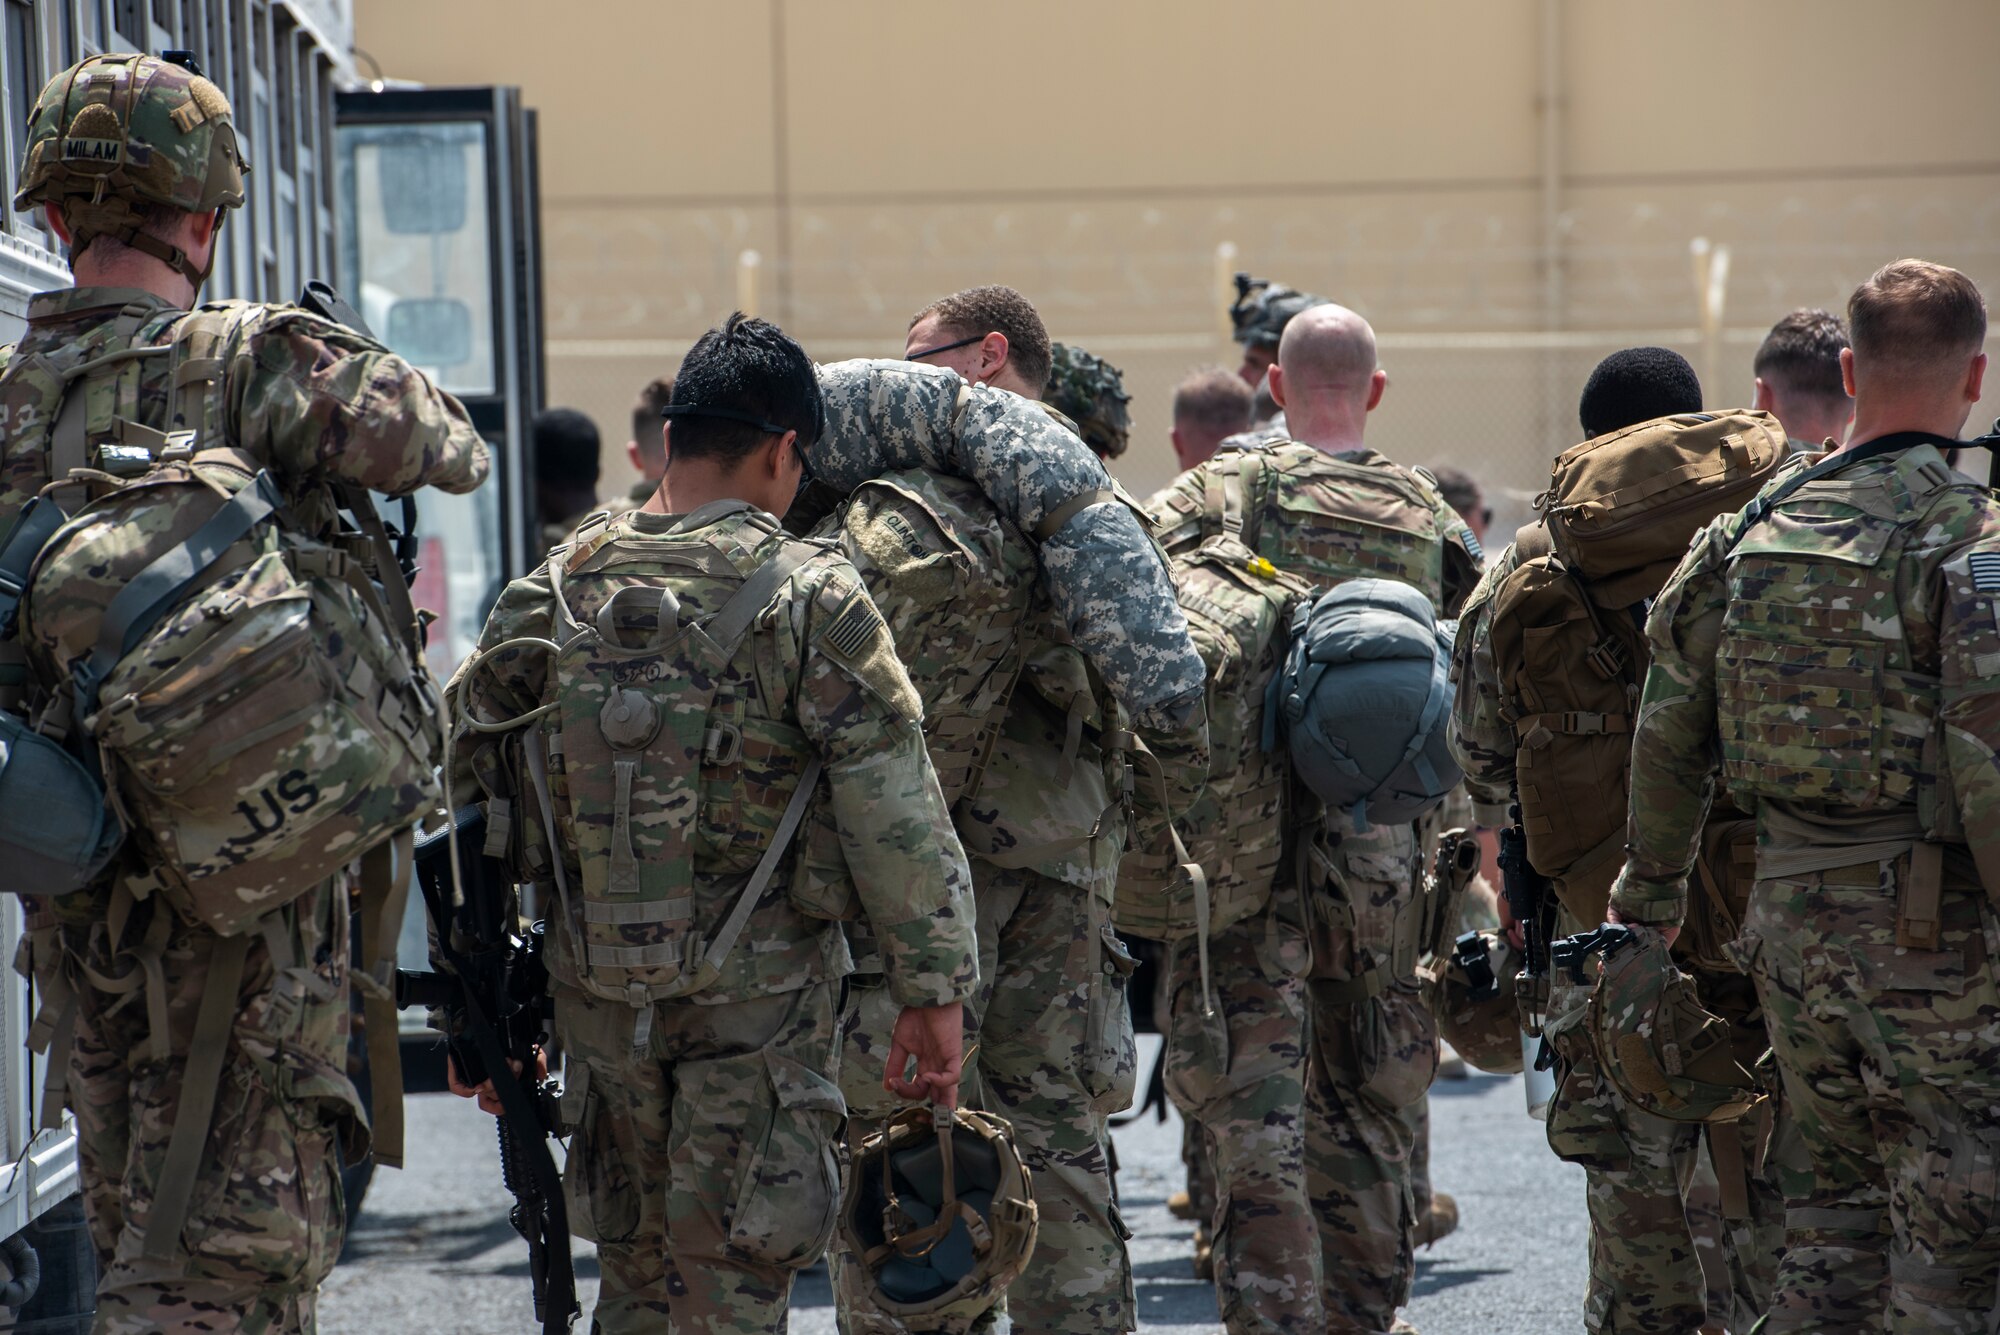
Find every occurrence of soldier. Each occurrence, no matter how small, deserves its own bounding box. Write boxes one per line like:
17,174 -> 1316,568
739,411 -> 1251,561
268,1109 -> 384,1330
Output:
448,313 -> 979,1332
0,53 -> 489,1331
1612,259 -> 2000,1334
1229,272 -> 1330,390
1449,345 -> 1786,1335
897,287 -> 1151,1333
603,375 -> 673,519
1150,304 -> 1481,1335
1428,466 -> 1492,556
533,405 -> 603,548
1751,308 -> 1853,449
1170,366 -> 1255,473
1045,341 -> 1133,462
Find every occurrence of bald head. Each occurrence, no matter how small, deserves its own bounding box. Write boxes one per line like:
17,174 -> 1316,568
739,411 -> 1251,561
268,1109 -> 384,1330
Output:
1268,304 -> 1387,452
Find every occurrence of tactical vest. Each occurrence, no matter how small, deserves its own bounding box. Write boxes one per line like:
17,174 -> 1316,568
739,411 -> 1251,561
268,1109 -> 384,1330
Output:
794,470 -> 1037,920
1715,446 -> 1961,816
531,506 -> 840,1011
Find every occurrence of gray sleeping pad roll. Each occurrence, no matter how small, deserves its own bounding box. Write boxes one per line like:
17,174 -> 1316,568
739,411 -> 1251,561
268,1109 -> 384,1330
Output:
1270,577 -> 1461,833
812,358 -> 1205,731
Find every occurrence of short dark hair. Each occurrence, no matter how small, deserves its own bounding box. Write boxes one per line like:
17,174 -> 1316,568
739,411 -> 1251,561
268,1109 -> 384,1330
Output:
1754,309 -> 1849,403
1428,465 -> 1482,516
1848,259 -> 1987,375
533,407 -> 601,487
1172,366 -> 1254,436
909,285 -> 1052,397
666,312 -> 821,464
1578,347 -> 1703,439
631,375 -> 674,454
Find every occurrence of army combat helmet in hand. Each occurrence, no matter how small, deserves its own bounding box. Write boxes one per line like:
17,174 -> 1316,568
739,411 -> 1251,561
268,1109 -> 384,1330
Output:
14,52 -> 247,288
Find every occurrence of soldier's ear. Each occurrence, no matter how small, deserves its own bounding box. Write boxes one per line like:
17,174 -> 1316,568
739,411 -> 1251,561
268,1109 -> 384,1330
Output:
1966,351 -> 1988,405
1839,347 -> 1857,399
42,204 -> 71,245
1367,368 -> 1388,412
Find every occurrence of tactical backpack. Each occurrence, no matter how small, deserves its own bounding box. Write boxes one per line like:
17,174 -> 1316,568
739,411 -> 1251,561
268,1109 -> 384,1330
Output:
1487,411 -> 1786,920
1115,527 -> 1314,942
7,302 -> 441,930
523,503 -> 840,1012
794,469 -> 1038,920
1274,578 -> 1461,832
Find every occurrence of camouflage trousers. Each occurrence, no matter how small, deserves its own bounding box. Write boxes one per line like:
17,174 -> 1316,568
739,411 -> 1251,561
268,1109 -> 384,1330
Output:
837,862 -> 1137,1334
1163,903 -> 1320,1335
1543,962 -> 1784,1334
1302,823 -> 1438,1335
554,980 -> 845,1335
58,881 -> 361,1335
1734,858 -> 2000,1335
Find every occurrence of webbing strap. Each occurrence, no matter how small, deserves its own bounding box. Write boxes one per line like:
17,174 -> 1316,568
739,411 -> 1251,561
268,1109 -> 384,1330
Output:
1514,710 -> 1631,740
337,482 -> 426,659
1898,842 -> 1945,952
699,755 -> 824,979
1786,1206 -> 1887,1235
1733,427 -> 2000,545
76,470 -> 283,710
703,541 -> 818,663
1033,487 -> 1116,543
522,739 -> 580,972
140,932 -> 250,1263
1707,1119 -> 1751,1223
358,834 -> 413,1169
0,499 -> 65,635
583,896 -> 693,925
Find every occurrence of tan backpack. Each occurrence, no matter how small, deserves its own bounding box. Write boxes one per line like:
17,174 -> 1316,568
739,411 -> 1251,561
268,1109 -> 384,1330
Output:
1487,411 -> 1785,922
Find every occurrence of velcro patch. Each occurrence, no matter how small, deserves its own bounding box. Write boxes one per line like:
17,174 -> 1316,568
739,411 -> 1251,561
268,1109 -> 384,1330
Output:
1970,552 -> 2000,592
824,596 -> 878,658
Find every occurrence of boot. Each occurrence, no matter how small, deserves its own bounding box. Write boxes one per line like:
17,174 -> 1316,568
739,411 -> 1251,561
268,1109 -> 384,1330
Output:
1412,1190 -> 1459,1248
1191,1222 -> 1213,1281
1167,1189 -> 1199,1221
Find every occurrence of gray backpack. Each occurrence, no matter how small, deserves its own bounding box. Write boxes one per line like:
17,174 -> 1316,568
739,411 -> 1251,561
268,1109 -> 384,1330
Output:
1270,578 -> 1460,831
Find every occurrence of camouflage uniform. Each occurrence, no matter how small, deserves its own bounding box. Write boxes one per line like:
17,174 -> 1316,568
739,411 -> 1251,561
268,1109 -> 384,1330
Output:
1150,441 -> 1479,1335
1450,540 -> 1784,1334
1613,439 -> 2000,1335
3,281 -> 488,1333
452,504 -> 980,1335
602,476 -> 658,520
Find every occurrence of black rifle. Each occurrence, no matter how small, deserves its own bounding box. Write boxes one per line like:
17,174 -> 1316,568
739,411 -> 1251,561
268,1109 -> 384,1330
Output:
1550,923 -> 1639,985
398,808 -> 578,1335
1496,803 -> 1558,1063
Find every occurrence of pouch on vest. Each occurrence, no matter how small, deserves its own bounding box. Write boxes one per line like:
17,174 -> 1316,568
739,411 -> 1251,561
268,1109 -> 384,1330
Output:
15,306 -> 441,932
537,510 -> 828,1006
1273,578 -> 1460,833
1678,812 -> 1757,975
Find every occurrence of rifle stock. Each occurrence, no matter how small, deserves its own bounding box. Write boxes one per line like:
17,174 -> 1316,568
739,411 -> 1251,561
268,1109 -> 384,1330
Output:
1496,802 -> 1557,1041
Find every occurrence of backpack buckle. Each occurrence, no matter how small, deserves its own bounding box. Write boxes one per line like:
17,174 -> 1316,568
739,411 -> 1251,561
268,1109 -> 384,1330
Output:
1586,638 -> 1627,679
156,430 -> 198,462
703,721 -> 742,767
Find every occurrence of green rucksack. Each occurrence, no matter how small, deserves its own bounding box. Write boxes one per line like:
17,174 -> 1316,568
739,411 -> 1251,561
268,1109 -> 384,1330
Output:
1117,528 -> 1311,942
14,305 -> 441,932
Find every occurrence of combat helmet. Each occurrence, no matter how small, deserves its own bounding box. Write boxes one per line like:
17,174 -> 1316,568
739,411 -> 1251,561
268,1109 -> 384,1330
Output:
15,52 -> 248,287
1558,924 -> 1762,1123
1229,272 -> 1331,349
1431,929 -> 1525,1075
1044,342 -> 1132,460
839,1104 -> 1039,1334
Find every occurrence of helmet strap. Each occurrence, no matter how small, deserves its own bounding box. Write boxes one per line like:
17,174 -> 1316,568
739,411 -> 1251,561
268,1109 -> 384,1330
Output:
109,214 -> 216,291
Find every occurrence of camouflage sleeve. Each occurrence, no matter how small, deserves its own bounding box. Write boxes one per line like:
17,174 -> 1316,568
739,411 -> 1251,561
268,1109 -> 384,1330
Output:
229,305 -> 491,497
1133,693 -> 1211,825
792,557 -> 979,1008
1609,520 -> 1730,926
1447,544 -> 1521,827
1936,531 -> 2000,891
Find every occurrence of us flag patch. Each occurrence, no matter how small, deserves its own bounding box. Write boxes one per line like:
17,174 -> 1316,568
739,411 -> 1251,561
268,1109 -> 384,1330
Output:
1971,552 -> 2000,592
824,597 -> 879,657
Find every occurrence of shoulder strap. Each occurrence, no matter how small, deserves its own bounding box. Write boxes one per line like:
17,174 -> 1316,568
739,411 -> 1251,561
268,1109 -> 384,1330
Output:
1034,487 -> 1117,543
704,538 -> 820,662
1732,426 -> 2000,547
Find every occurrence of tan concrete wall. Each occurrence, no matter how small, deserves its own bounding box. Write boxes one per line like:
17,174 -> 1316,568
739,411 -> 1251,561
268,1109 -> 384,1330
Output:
357,0 -> 2000,514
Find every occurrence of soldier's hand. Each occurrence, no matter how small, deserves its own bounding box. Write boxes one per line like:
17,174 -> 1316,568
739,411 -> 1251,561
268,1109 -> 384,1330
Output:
446,1047 -> 548,1117
1604,904 -> 1679,950
886,1001 -> 965,1108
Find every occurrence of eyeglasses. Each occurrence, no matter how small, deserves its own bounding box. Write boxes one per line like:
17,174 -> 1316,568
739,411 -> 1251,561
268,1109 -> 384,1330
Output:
905,333 -> 984,363
1480,506 -> 1494,527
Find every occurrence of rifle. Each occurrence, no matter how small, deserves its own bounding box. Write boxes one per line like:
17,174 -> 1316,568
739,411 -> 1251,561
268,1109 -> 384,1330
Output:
398,807 -> 578,1335
1495,801 -> 1558,1058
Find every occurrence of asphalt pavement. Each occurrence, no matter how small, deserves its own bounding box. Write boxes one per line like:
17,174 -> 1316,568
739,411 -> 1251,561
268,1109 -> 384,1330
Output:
320,1036 -> 1589,1333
